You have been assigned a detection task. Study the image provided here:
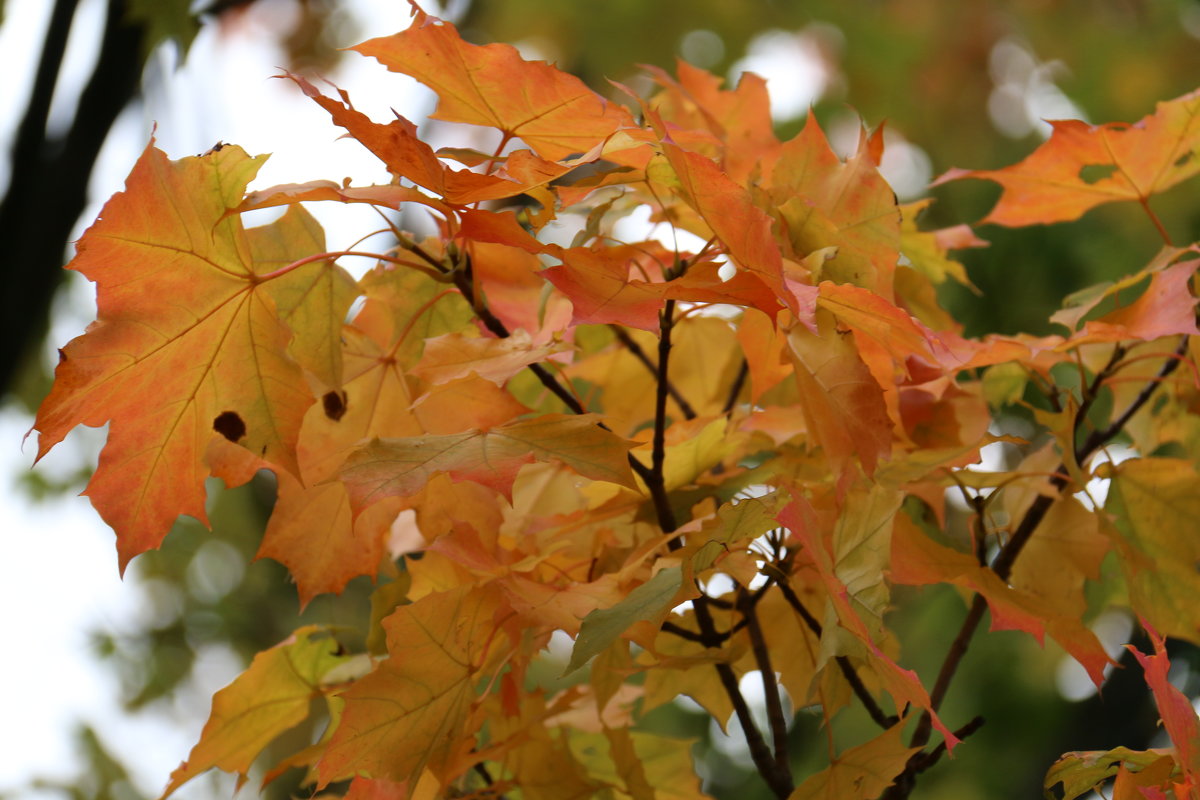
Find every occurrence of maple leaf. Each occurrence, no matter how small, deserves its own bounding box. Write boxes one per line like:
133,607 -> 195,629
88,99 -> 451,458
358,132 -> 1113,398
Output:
787,308 -> 893,476
789,722 -> 919,800
1044,746 -> 1175,800
1129,622 -> 1200,789
317,584 -> 513,786
411,329 -> 567,386
286,73 -> 534,205
644,60 -> 778,183
544,243 -> 781,331
162,626 -> 360,797
341,414 -> 639,509
565,567 -> 685,676
1104,458 -> 1200,644
32,143 -> 329,570
659,143 -> 790,311
768,117 -> 901,298
1060,258 -> 1200,346
256,266 -> 485,605
936,88 -> 1200,226
351,3 -> 635,160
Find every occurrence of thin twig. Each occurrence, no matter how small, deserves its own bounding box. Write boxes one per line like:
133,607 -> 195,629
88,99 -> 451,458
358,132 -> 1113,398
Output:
448,262 -> 658,486
642,295 -> 790,797
881,717 -> 985,800
774,576 -> 897,729
723,358 -> 750,415
740,589 -> 791,776
472,762 -> 508,800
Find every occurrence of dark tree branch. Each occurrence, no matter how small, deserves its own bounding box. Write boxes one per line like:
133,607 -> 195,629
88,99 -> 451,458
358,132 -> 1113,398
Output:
774,574 -> 897,729
448,265 -> 659,485
0,0 -> 144,399
739,589 -> 791,776
723,358 -> 749,415
609,324 -> 697,419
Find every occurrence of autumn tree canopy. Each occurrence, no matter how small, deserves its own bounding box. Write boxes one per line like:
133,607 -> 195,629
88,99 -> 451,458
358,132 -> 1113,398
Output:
31,3 -> 1200,799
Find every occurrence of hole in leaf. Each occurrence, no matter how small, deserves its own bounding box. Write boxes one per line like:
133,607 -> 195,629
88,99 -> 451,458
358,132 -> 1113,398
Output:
213,411 -> 246,442
323,390 -> 348,421
1174,150 -> 1194,169
1078,163 -> 1117,184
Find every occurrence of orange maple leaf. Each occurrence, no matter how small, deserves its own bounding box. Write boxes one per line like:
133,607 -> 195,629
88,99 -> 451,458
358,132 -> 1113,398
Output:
33,143 -> 334,570
352,3 -> 635,160
936,88 -> 1200,226
318,585 -> 514,786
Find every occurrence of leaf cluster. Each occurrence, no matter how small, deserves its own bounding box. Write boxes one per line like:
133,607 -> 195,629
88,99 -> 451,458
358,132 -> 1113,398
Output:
32,3 -> 1200,799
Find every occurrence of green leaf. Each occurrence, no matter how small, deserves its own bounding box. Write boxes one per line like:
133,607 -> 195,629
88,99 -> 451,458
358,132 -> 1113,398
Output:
126,0 -> 199,60
1104,457 -> 1200,645
564,567 -> 683,676
1043,746 -> 1173,800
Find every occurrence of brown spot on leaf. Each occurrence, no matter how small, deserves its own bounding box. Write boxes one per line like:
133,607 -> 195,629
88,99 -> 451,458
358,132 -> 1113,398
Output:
57,348 -> 67,364
323,390 -> 348,421
213,411 -> 246,442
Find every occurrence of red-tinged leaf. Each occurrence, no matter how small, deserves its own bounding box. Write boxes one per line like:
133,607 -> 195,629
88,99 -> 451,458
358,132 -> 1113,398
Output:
341,414 -> 639,510
1128,622 -> 1200,785
469,241 -> 570,339
935,88 -> 1200,226
352,6 -> 635,160
544,244 -> 779,331
1071,259 -> 1200,345
660,261 -> 780,315
318,585 -> 513,786
457,208 -> 546,253
817,282 -> 941,368
544,245 -> 668,331
1049,247 -> 1188,332
342,776 -> 411,800
32,143 -> 315,571
891,513 -> 1111,686
660,143 -> 790,310
787,309 -> 893,476
411,329 -> 567,386
769,118 -> 901,298
238,179 -> 452,219
286,73 -> 526,204
163,627 -> 357,797
779,496 -> 960,750
788,722 -> 919,800
1112,759 -> 1177,800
